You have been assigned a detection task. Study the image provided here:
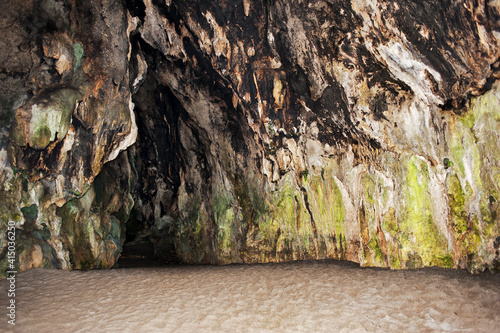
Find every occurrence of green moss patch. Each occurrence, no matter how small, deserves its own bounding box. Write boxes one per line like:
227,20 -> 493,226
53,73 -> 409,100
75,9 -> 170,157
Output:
399,156 -> 450,267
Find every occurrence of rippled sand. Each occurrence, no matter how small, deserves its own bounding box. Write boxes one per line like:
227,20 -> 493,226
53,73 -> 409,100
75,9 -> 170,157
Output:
1,261 -> 499,332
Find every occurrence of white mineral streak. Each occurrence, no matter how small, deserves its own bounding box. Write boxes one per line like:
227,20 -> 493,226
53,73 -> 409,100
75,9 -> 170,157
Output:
351,0 -> 390,36
305,139 -> 323,169
104,96 -> 138,163
334,175 -> 359,262
270,57 -> 282,69
428,164 -> 455,250
399,99 -> 438,154
247,46 -> 255,57
298,99 -> 312,113
252,72 -> 263,118
187,15 -> 212,55
132,52 -> 148,93
89,219 -> 100,260
128,12 -> 148,93
126,12 -> 140,60
275,148 -> 289,172
55,52 -> 71,75
141,0 -> 186,59
351,0 -> 443,105
50,238 -> 71,270
286,138 -> 306,172
377,42 -> 443,105
58,125 -> 75,171
32,203 -> 72,270
284,5 -> 328,100
0,133 -> 13,182
462,142 -> 482,217
54,174 -> 66,207
267,31 -> 275,46
475,21 -> 500,56
243,0 -> 250,16
374,169 -> 396,215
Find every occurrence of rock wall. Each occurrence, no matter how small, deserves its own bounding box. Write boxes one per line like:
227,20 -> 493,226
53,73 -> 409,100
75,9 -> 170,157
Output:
1,0 -> 500,274
0,0 -> 137,271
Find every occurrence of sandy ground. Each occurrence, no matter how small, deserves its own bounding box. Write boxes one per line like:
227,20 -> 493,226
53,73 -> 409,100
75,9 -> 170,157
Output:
0,260 -> 499,332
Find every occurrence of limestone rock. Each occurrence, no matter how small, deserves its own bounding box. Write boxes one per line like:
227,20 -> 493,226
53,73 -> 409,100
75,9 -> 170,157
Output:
1,0 -> 500,274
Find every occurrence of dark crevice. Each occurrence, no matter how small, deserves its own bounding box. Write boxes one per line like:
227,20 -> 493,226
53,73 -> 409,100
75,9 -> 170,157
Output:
119,39 -> 185,265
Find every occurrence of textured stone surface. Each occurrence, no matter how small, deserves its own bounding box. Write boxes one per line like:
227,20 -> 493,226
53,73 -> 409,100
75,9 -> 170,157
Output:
1,0 -> 500,274
0,0 -> 138,273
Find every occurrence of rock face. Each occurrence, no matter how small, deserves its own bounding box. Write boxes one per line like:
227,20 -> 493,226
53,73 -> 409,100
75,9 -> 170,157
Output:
1,0 -> 500,274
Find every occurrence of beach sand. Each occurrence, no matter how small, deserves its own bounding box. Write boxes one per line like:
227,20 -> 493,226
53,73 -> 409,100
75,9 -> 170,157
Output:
1,260 -> 499,332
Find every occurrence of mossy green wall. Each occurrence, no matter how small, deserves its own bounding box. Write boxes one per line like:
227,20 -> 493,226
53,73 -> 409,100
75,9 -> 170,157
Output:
169,85 -> 500,272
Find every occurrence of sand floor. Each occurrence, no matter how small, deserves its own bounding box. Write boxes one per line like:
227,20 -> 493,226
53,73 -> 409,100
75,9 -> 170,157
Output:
1,260 -> 499,332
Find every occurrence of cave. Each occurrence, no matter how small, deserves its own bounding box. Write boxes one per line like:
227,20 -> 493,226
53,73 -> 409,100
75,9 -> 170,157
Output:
1,0 -> 500,330
118,65 -> 183,267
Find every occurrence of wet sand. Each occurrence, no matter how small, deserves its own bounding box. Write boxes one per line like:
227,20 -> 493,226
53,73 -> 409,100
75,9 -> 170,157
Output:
1,260 -> 499,332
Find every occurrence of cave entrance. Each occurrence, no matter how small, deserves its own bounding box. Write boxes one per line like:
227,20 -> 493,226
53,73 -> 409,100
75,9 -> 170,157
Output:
117,209 -> 170,268
117,235 -> 157,268
117,40 -> 183,267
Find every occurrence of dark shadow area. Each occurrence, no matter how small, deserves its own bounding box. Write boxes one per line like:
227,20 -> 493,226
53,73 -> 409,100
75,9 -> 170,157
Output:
117,235 -> 179,268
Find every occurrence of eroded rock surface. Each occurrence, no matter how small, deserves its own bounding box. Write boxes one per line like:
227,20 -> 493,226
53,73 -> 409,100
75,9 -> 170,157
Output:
1,0 -> 500,274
